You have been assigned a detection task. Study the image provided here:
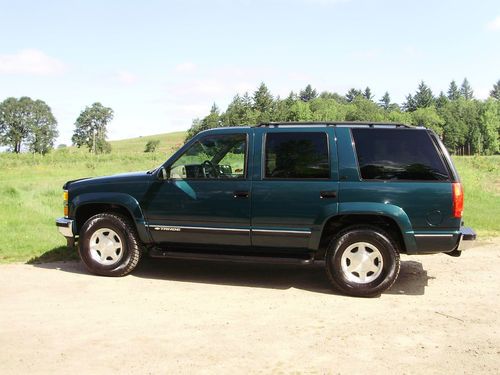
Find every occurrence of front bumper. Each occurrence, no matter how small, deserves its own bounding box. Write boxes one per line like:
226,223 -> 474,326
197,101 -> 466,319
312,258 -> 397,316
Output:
56,217 -> 74,238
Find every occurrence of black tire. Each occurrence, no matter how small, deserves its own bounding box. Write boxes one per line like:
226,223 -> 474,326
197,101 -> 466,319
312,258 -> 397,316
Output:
325,226 -> 400,297
78,213 -> 142,276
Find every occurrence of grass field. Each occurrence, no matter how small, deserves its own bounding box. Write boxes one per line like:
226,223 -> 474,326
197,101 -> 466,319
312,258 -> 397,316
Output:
0,132 -> 498,263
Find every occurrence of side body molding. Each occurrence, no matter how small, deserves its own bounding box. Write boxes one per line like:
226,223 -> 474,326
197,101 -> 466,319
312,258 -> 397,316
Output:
71,192 -> 152,243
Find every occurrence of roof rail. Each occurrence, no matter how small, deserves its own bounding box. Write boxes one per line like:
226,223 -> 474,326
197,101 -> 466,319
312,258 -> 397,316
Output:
256,121 -> 416,128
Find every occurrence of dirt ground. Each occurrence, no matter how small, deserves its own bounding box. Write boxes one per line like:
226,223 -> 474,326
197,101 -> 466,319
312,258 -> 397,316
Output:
1,239 -> 499,374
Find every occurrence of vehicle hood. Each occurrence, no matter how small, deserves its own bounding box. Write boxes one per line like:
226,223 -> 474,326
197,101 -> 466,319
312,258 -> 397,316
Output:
64,171 -> 150,189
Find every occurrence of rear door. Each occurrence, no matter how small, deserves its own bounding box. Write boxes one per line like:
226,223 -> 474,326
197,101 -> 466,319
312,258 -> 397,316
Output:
250,127 -> 339,251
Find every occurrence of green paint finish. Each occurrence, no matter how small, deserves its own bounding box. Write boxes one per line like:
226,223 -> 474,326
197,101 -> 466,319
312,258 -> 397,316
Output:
61,124 -> 470,256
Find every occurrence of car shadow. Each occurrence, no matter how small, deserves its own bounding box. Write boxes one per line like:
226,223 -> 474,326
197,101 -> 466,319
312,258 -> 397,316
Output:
31,249 -> 432,296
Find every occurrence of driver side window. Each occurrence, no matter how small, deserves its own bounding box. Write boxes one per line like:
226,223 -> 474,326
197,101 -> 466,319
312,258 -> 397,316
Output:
170,133 -> 247,179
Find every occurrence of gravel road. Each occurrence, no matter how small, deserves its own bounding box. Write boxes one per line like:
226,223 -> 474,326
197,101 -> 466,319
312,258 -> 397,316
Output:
1,239 -> 499,374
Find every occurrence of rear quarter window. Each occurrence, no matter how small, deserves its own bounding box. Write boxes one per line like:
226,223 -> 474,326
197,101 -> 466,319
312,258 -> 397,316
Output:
351,128 -> 450,181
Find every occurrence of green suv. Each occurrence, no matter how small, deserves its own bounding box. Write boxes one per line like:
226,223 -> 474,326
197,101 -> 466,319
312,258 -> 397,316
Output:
56,122 -> 476,297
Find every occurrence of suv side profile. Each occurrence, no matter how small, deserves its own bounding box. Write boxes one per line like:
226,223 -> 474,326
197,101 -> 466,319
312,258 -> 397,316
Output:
56,122 -> 476,297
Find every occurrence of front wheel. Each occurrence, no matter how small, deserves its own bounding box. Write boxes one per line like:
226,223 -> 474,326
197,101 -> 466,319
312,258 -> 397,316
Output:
325,226 -> 400,297
78,213 -> 142,276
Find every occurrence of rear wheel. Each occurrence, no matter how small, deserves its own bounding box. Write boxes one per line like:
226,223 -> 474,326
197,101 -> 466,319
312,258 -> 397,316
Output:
325,226 -> 400,297
78,213 -> 141,276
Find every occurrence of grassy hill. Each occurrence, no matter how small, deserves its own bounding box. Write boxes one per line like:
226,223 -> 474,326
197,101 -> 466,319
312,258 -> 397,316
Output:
0,130 -> 498,263
110,131 -> 186,153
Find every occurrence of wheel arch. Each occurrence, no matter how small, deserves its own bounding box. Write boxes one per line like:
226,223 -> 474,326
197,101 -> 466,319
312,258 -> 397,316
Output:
72,193 -> 152,243
315,203 -> 416,259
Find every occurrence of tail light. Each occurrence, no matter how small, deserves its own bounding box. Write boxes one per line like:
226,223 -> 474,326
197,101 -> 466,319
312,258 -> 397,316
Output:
452,183 -> 463,218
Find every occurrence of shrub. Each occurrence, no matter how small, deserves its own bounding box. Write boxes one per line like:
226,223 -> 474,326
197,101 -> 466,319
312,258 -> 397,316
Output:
144,139 -> 160,153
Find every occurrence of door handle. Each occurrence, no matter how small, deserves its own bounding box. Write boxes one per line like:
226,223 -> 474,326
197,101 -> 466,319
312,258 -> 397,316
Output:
233,191 -> 249,198
320,191 -> 337,199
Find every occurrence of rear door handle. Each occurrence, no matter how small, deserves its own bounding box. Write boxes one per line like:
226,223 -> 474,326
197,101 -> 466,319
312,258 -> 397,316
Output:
233,191 -> 249,198
320,191 -> 337,199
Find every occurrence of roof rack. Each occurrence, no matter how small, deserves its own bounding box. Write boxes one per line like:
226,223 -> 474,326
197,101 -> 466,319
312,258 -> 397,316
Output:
256,121 -> 416,128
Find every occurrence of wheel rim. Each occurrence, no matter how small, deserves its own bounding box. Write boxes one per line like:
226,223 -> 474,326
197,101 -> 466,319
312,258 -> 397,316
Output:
89,228 -> 124,266
340,242 -> 384,284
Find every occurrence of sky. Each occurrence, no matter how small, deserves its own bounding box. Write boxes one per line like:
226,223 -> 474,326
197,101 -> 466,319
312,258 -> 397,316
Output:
0,0 -> 499,145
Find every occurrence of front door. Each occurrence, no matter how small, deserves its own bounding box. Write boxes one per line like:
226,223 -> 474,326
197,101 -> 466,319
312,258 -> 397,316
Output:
143,131 -> 252,247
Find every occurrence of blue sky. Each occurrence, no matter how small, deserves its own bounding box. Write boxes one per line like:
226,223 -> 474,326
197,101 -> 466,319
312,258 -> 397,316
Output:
1,0 -> 499,144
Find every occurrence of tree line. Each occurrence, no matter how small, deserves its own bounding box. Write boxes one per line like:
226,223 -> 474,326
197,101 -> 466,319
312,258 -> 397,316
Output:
187,79 -> 500,155
0,99 -> 114,154
2,79 -> 499,155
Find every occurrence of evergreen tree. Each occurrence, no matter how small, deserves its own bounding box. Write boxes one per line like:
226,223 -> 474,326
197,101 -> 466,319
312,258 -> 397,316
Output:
363,87 -> 374,101
379,92 -> 391,110
490,79 -> 500,100
413,81 -> 434,109
460,78 -> 474,100
436,91 -> 449,109
403,94 -> 417,112
345,88 -> 362,103
479,99 -> 500,154
299,84 -> 318,102
253,83 -> 273,114
447,80 -> 461,100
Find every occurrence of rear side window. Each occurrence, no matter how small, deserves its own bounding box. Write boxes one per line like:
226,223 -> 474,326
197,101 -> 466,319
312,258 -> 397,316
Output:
265,132 -> 329,179
352,129 -> 450,181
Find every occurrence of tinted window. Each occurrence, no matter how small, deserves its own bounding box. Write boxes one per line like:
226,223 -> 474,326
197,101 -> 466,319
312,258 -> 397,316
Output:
352,129 -> 449,181
171,133 -> 246,179
265,132 -> 329,179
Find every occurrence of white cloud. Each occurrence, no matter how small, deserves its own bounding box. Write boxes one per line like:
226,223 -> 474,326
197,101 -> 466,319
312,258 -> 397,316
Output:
486,15 -> 500,31
0,49 -> 66,76
174,62 -> 197,73
116,70 -> 138,84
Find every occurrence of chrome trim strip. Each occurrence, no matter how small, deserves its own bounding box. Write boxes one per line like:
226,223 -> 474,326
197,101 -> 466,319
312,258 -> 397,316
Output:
414,234 -> 454,238
147,225 -> 250,233
252,229 -> 312,235
147,225 -> 312,236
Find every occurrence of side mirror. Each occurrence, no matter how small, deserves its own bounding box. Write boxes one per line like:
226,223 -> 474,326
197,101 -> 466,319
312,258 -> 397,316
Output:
158,166 -> 169,180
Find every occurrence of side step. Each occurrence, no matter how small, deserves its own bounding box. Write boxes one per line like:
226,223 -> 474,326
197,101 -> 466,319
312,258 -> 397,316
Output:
148,249 -> 315,265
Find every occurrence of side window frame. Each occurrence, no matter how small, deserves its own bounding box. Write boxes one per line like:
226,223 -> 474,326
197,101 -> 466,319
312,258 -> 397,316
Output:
261,131 -> 331,180
168,132 -> 249,181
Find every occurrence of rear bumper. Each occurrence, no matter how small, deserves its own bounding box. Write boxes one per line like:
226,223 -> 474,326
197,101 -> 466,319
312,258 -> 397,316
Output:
457,226 -> 476,251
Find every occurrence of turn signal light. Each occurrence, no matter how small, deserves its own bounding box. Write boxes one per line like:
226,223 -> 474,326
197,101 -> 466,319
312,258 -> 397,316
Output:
63,190 -> 68,217
452,183 -> 463,218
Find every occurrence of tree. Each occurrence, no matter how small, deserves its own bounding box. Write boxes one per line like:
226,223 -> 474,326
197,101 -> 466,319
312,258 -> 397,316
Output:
460,78 -> 474,100
72,102 -> 113,154
413,81 -> 434,109
0,96 -> 58,154
435,91 -> 449,109
479,99 -> 500,154
490,79 -> 500,100
345,88 -> 362,103
410,107 -> 444,135
403,94 -> 417,112
26,99 -> 58,154
346,96 -> 385,122
253,83 -> 273,114
363,87 -> 374,101
379,92 -> 391,110
299,84 -> 318,102
144,139 -> 160,153
447,80 -> 461,100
